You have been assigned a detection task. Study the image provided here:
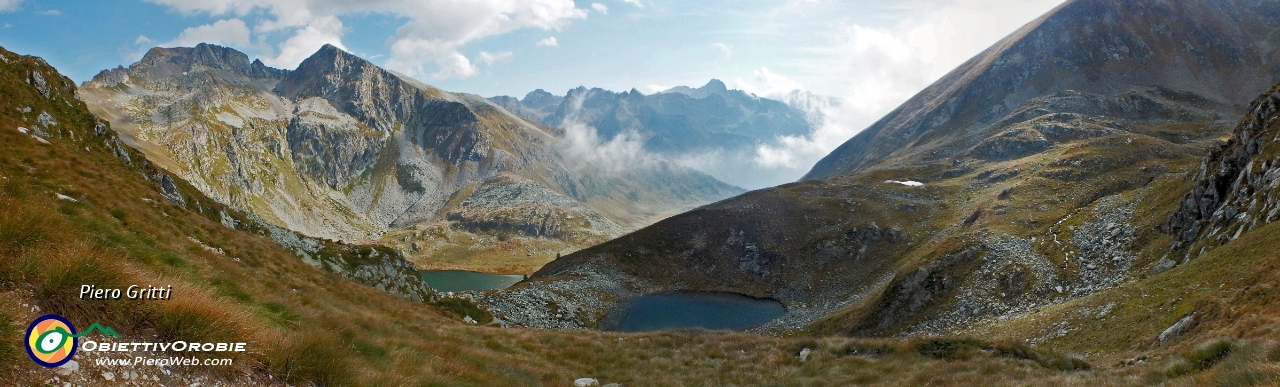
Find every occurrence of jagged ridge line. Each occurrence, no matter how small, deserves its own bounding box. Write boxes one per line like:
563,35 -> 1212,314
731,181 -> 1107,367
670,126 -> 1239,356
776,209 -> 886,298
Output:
73,322 -> 120,338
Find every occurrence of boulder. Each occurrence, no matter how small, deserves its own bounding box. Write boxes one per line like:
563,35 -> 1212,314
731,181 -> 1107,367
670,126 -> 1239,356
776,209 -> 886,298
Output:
54,360 -> 78,376
573,378 -> 600,387
1157,313 -> 1195,343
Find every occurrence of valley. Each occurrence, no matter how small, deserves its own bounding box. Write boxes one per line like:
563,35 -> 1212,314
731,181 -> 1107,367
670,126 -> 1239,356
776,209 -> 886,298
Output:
76,44 -> 744,274
4,0 -> 1280,385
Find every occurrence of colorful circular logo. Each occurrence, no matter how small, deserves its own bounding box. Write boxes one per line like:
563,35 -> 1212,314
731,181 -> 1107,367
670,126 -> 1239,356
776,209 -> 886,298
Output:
25,314 -> 78,368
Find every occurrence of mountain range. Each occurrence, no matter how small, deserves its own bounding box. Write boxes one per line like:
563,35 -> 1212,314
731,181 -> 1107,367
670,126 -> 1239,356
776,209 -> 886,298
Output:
489,79 -> 816,188
77,44 -> 744,273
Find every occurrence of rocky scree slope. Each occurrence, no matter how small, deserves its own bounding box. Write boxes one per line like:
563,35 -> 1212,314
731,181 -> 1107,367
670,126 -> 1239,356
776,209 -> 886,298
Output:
79,43 -> 741,273
485,0 -> 1280,334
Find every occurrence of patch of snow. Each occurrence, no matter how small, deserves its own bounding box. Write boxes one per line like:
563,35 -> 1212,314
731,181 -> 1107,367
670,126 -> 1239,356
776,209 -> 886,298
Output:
55,194 -> 78,202
885,180 -> 924,187
32,135 -> 50,145
16,126 -> 28,134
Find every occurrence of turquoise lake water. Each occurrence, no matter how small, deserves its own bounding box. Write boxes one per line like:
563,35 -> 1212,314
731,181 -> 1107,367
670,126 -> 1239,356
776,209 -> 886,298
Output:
419,270 -> 524,292
600,292 -> 786,332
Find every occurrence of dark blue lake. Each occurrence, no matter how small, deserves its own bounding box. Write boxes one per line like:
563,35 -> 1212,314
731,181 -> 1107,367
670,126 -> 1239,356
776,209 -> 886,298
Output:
419,270 -> 523,292
600,292 -> 786,332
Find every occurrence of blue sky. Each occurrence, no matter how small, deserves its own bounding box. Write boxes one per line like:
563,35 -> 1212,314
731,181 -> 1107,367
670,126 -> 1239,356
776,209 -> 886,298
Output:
0,0 -> 1064,188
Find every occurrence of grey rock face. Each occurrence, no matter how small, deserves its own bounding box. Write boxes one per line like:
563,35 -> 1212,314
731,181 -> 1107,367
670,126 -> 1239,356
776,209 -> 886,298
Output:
286,97 -> 384,189
1163,82 -> 1280,260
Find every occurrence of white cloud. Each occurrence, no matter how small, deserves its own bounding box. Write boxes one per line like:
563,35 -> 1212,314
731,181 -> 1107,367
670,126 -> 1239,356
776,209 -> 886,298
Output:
711,42 -> 732,57
160,19 -> 252,49
557,90 -> 655,174
536,36 -> 559,47
642,84 -> 668,94
477,50 -> 513,65
591,2 -> 607,14
620,0 -> 643,8
731,67 -> 802,99
0,0 -> 20,13
144,0 -> 588,78
259,16 -> 344,68
135,35 -> 153,45
431,52 -> 478,79
40,9 -> 59,15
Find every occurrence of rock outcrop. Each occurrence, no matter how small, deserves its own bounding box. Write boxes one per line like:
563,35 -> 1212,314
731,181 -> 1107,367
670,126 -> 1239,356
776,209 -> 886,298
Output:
1163,82 -> 1280,263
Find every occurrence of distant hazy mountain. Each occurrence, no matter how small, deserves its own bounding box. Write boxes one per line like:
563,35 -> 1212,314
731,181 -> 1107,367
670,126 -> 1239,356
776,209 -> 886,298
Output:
489,80 -> 814,188
79,43 -> 742,273
489,89 -> 563,123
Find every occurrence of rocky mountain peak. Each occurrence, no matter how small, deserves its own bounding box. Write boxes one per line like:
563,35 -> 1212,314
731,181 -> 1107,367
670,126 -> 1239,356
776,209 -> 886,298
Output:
661,78 -> 732,99
276,43 -> 432,134
701,79 -> 728,93
284,44 -> 372,90
521,89 -> 563,109
130,43 -> 286,81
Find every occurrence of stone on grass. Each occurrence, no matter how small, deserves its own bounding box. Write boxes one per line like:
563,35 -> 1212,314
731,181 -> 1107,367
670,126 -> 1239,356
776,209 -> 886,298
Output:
1157,313 -> 1195,343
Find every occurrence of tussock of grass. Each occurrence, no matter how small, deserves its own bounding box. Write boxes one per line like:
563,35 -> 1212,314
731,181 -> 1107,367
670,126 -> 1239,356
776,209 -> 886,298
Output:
0,293 -> 21,367
914,337 -> 984,360
154,293 -> 257,347
265,331 -> 357,386
1166,339 -> 1234,377
433,297 -> 494,324
992,341 -> 1090,371
834,341 -> 898,358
